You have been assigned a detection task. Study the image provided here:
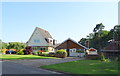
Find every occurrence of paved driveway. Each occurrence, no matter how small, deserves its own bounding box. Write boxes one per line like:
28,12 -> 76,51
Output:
6,57 -> 82,67
2,61 -> 61,74
2,57 -> 84,75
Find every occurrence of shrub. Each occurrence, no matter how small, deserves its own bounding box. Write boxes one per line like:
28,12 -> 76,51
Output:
37,50 -> 42,56
42,52 -> 49,56
76,50 -> 84,53
25,46 -> 33,54
56,49 -> 67,54
1,49 -> 8,54
17,49 -> 24,55
45,50 -> 48,52
48,52 -> 55,57
56,49 -> 67,58
100,53 -> 110,62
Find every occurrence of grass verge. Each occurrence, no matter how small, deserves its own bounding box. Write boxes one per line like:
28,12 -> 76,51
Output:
40,60 -> 118,75
0,54 -> 59,60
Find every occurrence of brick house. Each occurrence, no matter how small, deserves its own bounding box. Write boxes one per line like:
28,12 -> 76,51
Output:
55,38 -> 87,57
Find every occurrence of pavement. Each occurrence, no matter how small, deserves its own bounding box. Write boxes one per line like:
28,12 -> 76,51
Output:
1,57 -> 84,75
2,61 -> 61,74
6,57 -> 82,67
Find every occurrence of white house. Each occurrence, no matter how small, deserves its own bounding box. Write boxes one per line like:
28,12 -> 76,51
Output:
26,27 -> 56,52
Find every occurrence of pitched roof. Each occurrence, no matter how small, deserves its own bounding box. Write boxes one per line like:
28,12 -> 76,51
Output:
55,38 -> 88,49
36,27 -> 52,38
101,36 -> 120,52
27,27 -> 54,46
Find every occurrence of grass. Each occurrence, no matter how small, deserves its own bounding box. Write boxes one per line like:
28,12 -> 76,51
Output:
0,54 -> 59,60
40,60 -> 119,75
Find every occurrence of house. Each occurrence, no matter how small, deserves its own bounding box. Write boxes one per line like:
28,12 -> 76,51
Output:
101,36 -> 120,58
26,27 -> 56,52
86,48 -> 98,55
55,38 -> 87,57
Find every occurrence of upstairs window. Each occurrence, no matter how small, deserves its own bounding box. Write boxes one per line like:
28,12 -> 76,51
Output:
34,39 -> 40,43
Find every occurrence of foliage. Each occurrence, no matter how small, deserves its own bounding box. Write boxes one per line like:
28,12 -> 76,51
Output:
48,52 -> 55,57
56,49 -> 67,54
78,38 -> 88,46
17,49 -> 24,55
78,24 -> 120,52
56,49 -> 67,58
45,50 -> 48,52
25,46 -> 33,55
42,52 -> 49,56
37,50 -> 42,55
0,41 -> 26,51
1,49 -> 8,54
76,50 -> 84,53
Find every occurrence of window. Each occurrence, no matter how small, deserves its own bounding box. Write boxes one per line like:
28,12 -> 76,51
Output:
50,40 -> 52,42
33,47 -> 37,50
34,39 -> 40,43
40,47 -> 46,51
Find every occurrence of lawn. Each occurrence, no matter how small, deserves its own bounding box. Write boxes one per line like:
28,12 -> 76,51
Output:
0,54 -> 59,60
40,60 -> 118,75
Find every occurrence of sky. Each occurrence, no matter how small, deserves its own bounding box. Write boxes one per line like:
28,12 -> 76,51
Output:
1,1 -> 119,43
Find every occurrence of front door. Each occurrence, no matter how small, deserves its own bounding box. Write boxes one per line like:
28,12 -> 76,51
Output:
66,49 -> 69,56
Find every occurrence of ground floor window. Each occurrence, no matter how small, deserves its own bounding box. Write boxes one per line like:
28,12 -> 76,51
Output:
32,47 -> 37,50
32,47 -> 47,51
40,47 -> 46,51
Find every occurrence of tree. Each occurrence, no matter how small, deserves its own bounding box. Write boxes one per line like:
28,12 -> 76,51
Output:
78,38 -> 88,46
93,23 -> 105,34
93,23 -> 105,51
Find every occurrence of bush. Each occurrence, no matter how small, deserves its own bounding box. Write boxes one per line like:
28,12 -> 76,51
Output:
1,49 -> 8,54
100,53 -> 110,62
42,52 -> 49,56
48,52 -> 55,57
56,49 -> 67,58
76,50 -> 84,53
37,50 -> 42,56
56,49 -> 67,54
25,46 -> 33,54
45,50 -> 48,52
17,49 -> 24,55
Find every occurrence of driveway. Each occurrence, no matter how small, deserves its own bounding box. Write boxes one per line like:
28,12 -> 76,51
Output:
6,57 -> 83,67
2,57 -> 84,75
2,61 -> 61,74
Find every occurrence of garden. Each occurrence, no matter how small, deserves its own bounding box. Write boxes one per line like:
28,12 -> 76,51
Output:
0,47 -> 68,60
